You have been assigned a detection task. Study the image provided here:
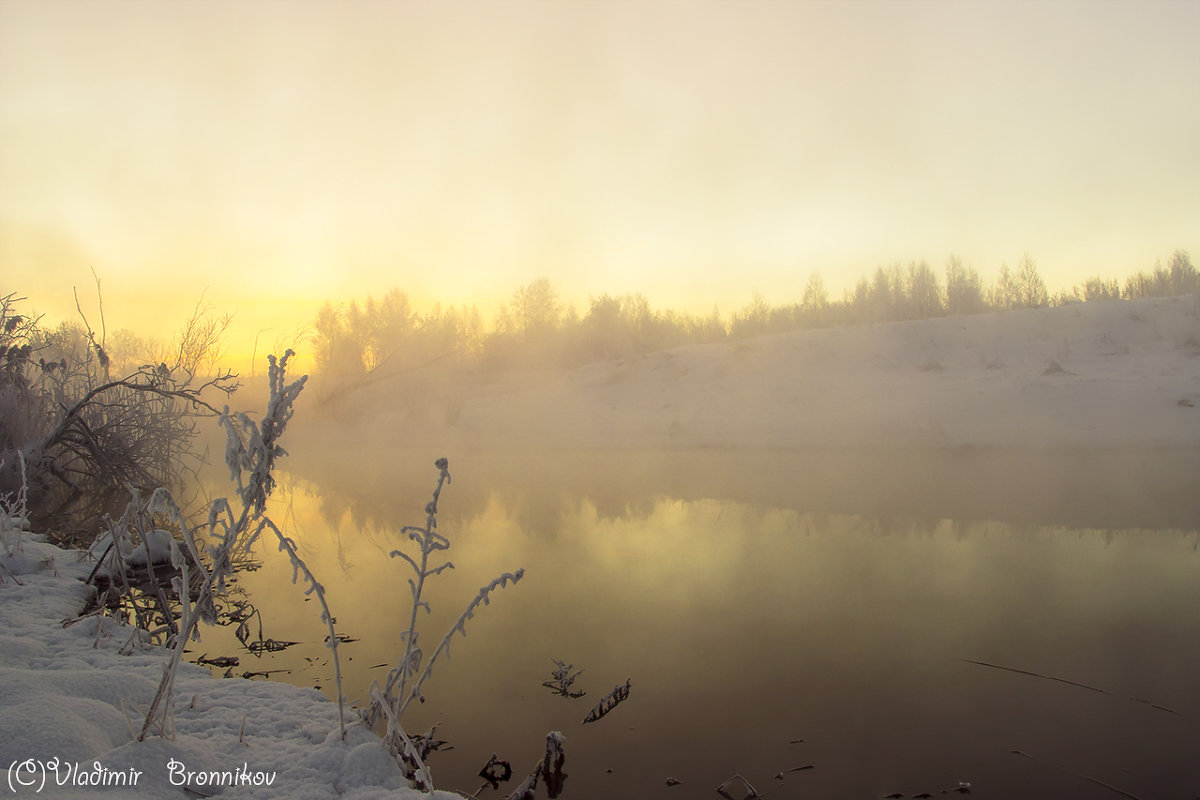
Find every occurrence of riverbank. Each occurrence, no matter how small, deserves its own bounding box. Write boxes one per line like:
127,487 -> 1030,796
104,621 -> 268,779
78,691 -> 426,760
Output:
0,535 -> 462,799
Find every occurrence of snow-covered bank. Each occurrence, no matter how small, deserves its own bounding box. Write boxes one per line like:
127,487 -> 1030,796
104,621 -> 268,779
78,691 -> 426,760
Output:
482,296 -> 1200,450
0,536 -> 461,800
318,295 -> 1200,452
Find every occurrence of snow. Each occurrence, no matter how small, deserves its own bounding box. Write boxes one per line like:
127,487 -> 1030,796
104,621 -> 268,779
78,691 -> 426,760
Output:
125,530 -> 175,569
0,538 -> 462,800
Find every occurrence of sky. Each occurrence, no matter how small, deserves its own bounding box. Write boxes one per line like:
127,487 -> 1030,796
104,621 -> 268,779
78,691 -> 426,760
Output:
2,0 -> 1198,367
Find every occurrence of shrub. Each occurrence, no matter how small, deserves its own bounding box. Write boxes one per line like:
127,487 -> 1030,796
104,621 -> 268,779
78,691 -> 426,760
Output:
0,291 -> 237,540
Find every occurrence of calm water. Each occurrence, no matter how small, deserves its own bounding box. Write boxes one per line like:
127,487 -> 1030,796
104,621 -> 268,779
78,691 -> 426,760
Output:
199,450 -> 1200,800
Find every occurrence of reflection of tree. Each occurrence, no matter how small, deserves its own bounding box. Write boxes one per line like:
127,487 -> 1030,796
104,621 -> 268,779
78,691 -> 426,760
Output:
508,493 -> 566,543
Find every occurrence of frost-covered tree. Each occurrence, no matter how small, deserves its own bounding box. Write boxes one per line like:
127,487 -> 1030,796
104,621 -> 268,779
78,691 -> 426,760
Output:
845,276 -> 871,322
1014,253 -> 1049,308
731,291 -> 770,338
511,278 -> 562,338
1051,286 -> 1082,306
991,263 -> 1019,310
685,305 -> 727,343
1083,276 -> 1121,302
311,301 -> 367,378
868,266 -> 896,320
1169,250 -> 1198,295
801,272 -> 829,326
365,288 -> 416,368
945,255 -> 986,316
906,260 -> 943,319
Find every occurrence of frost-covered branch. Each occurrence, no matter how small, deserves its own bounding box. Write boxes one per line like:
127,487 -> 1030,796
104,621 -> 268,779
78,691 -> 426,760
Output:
397,568 -> 525,719
219,350 -> 306,518
252,516 -> 346,740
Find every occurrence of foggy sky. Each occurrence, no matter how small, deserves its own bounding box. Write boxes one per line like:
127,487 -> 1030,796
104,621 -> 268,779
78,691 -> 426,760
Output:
2,0 -> 1197,361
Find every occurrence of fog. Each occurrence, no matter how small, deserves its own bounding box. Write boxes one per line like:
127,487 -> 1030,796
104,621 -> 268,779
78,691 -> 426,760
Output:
284,294 -> 1200,532
177,294 -> 1200,799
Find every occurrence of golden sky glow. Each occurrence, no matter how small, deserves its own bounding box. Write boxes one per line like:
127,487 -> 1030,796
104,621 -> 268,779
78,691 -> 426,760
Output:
2,0 -> 1198,366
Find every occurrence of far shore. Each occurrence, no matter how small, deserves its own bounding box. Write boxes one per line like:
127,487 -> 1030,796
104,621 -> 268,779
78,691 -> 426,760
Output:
281,297 -> 1200,531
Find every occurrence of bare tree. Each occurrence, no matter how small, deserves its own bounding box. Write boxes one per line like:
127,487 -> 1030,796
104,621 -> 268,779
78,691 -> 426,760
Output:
1015,253 -> 1049,308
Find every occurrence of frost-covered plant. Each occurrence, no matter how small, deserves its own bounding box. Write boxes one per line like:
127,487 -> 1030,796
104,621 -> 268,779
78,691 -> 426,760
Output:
367,458 -> 524,786
87,489 -> 175,639
251,514 -> 345,737
0,454 -> 25,581
0,450 -> 29,557
220,351 -> 306,519
136,351 -> 348,741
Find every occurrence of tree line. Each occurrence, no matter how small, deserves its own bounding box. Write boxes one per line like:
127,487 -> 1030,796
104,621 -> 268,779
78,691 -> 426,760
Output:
311,250 -> 1197,382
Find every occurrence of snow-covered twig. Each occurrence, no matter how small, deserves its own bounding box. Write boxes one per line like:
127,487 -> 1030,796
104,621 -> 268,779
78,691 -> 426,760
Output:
397,568 -> 525,719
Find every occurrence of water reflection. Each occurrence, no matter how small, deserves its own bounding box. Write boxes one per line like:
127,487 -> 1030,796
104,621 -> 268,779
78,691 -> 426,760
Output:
198,456 -> 1200,800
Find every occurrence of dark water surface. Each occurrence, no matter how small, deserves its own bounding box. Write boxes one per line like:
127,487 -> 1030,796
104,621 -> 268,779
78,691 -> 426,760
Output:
202,449 -> 1200,800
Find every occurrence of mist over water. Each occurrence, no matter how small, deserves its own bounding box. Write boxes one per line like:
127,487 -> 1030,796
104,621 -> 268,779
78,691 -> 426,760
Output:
190,297 -> 1200,798
196,445 -> 1200,800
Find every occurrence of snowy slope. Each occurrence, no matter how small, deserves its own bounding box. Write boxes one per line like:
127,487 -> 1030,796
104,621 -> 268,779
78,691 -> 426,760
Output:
442,296 -> 1200,450
0,537 -> 462,800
